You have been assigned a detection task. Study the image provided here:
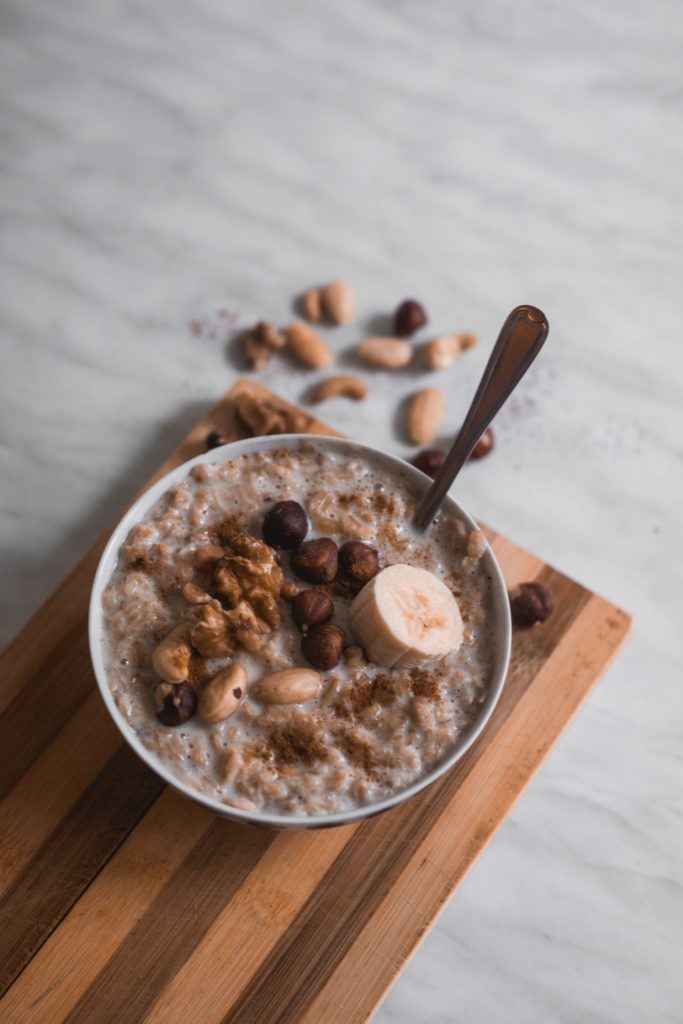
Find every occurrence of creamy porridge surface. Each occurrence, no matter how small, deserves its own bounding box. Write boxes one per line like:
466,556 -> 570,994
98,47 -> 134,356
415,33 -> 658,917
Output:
102,444 -> 496,816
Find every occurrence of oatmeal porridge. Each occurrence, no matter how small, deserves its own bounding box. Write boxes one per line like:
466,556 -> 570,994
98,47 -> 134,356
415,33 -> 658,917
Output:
101,443 -> 496,817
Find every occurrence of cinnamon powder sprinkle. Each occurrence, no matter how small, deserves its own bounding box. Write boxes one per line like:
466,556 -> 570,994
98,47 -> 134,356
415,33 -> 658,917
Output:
188,656 -> 211,689
333,673 -> 404,720
210,515 -> 241,545
265,725 -> 327,767
339,731 -> 381,778
409,668 -> 441,700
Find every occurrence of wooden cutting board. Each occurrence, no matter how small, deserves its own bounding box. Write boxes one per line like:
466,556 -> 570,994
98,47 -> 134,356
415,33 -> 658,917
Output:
0,380 -> 632,1024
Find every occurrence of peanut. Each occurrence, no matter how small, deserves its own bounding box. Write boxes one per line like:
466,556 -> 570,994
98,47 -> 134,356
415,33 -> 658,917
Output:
302,288 -> 322,322
310,375 -> 368,403
357,337 -> 412,369
255,668 -> 322,704
320,279 -> 356,325
198,663 -> 247,724
407,387 -> 446,444
152,623 -> 193,683
285,321 -> 333,369
423,333 -> 478,370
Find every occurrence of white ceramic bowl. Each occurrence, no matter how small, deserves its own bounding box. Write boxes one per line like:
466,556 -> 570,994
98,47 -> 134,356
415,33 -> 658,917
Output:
89,434 -> 511,830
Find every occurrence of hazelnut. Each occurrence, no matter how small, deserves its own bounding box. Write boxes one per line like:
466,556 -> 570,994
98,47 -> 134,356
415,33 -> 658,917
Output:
205,430 -> 238,451
292,589 -> 334,632
394,299 -> 428,337
510,582 -> 554,626
302,623 -> 345,670
469,427 -> 495,460
263,500 -> 308,550
413,448 -> 446,479
290,538 -> 338,584
155,681 -> 197,727
338,541 -> 380,586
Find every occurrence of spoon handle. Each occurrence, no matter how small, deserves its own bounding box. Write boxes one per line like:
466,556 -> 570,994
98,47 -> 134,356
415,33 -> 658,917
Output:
413,305 -> 549,531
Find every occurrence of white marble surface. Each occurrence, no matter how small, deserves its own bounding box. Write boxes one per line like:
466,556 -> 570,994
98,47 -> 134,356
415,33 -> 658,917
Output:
1,0 -> 681,1019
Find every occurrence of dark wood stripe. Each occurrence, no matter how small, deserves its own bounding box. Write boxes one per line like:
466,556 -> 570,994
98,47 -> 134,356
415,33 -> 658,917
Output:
222,572 -> 592,1024
0,744 -> 163,995
0,620 -> 95,801
64,818 -> 275,1024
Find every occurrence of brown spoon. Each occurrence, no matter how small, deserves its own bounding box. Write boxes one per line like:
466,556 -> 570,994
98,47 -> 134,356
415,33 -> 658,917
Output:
413,304 -> 549,531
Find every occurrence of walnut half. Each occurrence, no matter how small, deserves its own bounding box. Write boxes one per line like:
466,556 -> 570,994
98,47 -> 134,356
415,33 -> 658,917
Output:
234,392 -> 312,436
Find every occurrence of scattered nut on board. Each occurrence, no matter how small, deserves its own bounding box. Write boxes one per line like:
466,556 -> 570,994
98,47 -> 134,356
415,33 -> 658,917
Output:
407,387 -> 446,444
320,279 -> 356,324
509,582 -> 554,626
423,332 -> 478,371
284,321 -> 333,369
310,375 -> 368,403
356,337 -> 412,369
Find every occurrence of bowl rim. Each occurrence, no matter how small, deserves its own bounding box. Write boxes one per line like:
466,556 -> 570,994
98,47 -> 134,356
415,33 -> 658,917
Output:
89,433 -> 511,829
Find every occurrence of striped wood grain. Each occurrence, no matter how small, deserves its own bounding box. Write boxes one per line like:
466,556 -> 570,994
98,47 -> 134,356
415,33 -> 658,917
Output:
0,380 -> 632,1023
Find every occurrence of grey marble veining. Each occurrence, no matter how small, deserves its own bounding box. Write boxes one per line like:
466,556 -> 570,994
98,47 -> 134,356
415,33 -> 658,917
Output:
1,0 -> 681,1020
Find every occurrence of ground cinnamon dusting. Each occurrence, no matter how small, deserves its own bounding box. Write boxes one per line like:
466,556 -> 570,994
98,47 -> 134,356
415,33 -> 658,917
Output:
128,553 -> 156,573
188,656 -> 211,688
210,515 -> 242,545
265,724 -> 327,767
410,668 -> 441,699
339,732 -> 380,777
333,672 -> 403,720
371,493 -> 395,516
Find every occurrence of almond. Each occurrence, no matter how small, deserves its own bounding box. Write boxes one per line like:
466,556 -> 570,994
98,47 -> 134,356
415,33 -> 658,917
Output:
310,375 -> 368,403
320,279 -> 355,324
407,387 -> 446,444
356,337 -> 412,369
302,288 -> 322,322
198,663 -> 247,723
284,321 -> 333,369
255,668 -> 322,704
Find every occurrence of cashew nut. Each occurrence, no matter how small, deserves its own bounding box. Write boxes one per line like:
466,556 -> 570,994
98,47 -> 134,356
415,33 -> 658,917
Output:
310,375 -> 368,404
152,623 -> 193,683
255,668 -> 322,705
198,663 -> 248,724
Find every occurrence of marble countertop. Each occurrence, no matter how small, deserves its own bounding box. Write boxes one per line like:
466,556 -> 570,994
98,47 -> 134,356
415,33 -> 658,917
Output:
1,0 -> 681,1019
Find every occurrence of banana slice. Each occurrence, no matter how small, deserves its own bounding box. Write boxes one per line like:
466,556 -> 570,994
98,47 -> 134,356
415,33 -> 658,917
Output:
349,564 -> 463,669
